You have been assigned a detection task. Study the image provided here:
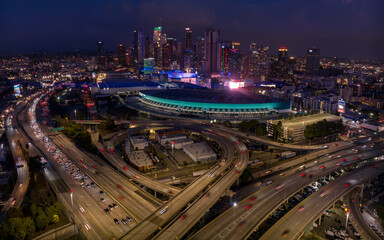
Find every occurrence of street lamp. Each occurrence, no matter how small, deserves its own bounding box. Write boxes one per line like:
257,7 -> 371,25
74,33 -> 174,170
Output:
74,110 -> 77,120
233,202 -> 237,207
171,141 -> 174,157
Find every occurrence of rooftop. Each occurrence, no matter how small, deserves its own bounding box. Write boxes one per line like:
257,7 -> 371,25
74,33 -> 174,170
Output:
141,89 -> 284,104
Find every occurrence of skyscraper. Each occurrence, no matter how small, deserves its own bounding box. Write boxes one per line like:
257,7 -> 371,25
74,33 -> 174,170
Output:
220,41 -> 230,76
278,47 -> 288,63
132,28 -> 144,69
162,42 -> 173,70
204,29 -> 220,74
117,44 -> 127,66
195,37 -> 205,73
96,41 -> 106,66
247,43 -> 269,79
145,37 -> 152,58
228,41 -> 242,78
184,28 -> 192,51
306,48 -> 320,75
153,26 -> 162,45
96,41 -> 105,57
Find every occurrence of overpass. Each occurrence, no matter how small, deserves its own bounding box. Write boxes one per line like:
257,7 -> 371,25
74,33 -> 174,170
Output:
191,140 -> 384,240
260,161 -> 384,240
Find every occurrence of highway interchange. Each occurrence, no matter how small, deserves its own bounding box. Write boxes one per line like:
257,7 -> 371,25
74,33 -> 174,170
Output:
2,90 -> 384,240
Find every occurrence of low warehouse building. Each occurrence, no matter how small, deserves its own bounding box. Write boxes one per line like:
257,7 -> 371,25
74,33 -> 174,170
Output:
183,142 -> 217,162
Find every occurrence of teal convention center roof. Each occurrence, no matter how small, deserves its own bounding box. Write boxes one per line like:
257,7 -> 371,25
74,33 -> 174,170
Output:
139,89 -> 290,112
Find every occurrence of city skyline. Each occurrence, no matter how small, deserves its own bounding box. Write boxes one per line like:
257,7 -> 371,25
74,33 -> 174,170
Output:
1,0 -> 383,59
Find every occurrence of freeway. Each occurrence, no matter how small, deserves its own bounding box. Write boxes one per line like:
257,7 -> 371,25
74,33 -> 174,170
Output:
74,119 -> 328,151
90,129 -> 180,197
345,190 -> 381,240
191,138 -> 384,240
260,161 -> 384,240
154,135 -> 249,240
1,99 -> 31,215
121,129 -> 238,240
35,94 -> 162,219
20,95 -> 134,239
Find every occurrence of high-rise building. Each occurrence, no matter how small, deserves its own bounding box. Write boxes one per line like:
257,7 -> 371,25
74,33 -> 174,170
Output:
162,42 -> 173,70
96,41 -> 106,57
278,47 -> 288,63
153,26 -> 162,45
96,41 -> 106,66
145,37 -> 152,58
306,48 -> 320,75
132,28 -> 144,69
247,43 -> 269,79
220,41 -> 230,76
204,29 -> 220,74
195,37 -> 205,73
228,41 -> 242,78
117,44 -> 127,66
184,28 -> 192,51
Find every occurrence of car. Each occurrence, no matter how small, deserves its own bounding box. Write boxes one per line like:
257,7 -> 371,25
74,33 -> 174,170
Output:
91,182 -> 95,187
104,208 -> 110,214
101,198 -> 105,202
298,206 -> 305,212
344,183 -> 351,187
114,218 -> 119,224
282,230 -> 289,238
126,216 -> 132,222
320,166 -> 325,169
319,191 -> 326,197
300,173 -> 306,177
18,183 -> 23,188
276,185 -> 284,190
169,190 -> 174,194
237,221 -> 245,229
234,170 -> 238,174
179,215 -> 186,220
124,166 -> 128,170
112,203 -> 117,209
86,184 -> 90,188
355,157 -> 360,160
337,155 -> 341,158
266,170 -> 272,174
280,173 -> 285,176
121,218 -> 127,224
249,196 -> 256,202
99,191 -> 104,195
117,185 -> 122,189
108,204 -> 113,210
244,204 -> 253,210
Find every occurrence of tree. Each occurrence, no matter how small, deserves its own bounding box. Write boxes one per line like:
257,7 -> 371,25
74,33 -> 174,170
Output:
376,206 -> 384,222
52,215 -> 59,240
24,217 -> 36,238
239,168 -> 253,183
256,126 -> 265,136
35,209 -> 49,230
30,203 -> 38,219
7,217 -> 26,240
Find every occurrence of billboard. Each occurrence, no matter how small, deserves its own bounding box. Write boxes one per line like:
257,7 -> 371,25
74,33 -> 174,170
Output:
14,85 -> 21,97
338,99 -> 345,113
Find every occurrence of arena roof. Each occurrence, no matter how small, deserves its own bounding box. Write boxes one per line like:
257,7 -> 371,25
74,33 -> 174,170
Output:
141,89 -> 283,104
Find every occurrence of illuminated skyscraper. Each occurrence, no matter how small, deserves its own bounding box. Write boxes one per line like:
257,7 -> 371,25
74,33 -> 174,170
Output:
220,41 -> 230,76
204,29 -> 220,74
117,44 -> 127,66
96,41 -> 105,57
96,41 -> 106,66
184,28 -> 192,51
153,26 -> 162,44
228,41 -> 242,78
195,37 -> 205,72
145,37 -> 152,58
162,42 -> 172,70
278,47 -> 288,63
247,43 -> 269,79
132,28 -> 144,69
306,48 -> 320,75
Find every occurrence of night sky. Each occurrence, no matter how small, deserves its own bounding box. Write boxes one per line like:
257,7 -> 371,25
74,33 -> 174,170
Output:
1,0 -> 383,59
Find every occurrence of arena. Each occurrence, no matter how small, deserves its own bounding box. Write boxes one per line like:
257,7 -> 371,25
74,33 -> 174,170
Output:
139,89 -> 291,119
